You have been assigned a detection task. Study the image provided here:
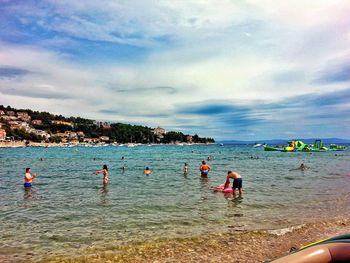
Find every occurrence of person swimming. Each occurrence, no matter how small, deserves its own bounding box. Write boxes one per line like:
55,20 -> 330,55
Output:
207,155 -> 214,161
183,162 -> 188,175
24,167 -> 37,188
144,167 -> 152,176
95,164 -> 109,184
199,160 -> 211,177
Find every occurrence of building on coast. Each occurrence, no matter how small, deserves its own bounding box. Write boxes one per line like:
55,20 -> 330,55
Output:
33,130 -> 51,139
83,138 -> 99,144
76,131 -> 85,138
186,135 -> 193,143
19,115 -> 31,122
32,119 -> 43,125
17,112 -> 29,117
51,120 -> 73,127
99,136 -> 110,142
0,128 -> 6,141
96,121 -> 111,129
153,127 -> 166,138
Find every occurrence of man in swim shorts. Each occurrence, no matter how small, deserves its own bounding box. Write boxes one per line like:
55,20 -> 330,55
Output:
24,167 -> 37,188
227,170 -> 243,196
199,160 -> 211,177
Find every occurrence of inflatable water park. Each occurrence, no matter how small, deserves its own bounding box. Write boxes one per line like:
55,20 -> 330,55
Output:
263,139 -> 346,152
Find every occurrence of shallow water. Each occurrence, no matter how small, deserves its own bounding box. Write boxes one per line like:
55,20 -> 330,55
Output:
0,144 -> 349,261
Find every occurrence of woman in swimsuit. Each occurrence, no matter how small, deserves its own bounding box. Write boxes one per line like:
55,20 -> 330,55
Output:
96,164 -> 109,184
199,160 -> 211,177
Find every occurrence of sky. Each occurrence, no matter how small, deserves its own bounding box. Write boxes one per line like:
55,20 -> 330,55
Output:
0,0 -> 349,140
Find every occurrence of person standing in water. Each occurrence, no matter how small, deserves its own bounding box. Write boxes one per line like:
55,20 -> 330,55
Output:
95,164 -> 109,184
183,162 -> 188,175
144,167 -> 152,176
226,170 -> 243,196
199,160 -> 211,177
24,168 -> 37,188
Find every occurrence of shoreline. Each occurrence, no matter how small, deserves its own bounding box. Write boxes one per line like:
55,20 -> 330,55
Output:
11,216 -> 347,263
0,141 -> 214,148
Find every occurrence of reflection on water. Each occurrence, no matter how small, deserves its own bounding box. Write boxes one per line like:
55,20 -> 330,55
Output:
102,184 -> 109,194
231,196 -> 243,205
24,187 -> 33,200
199,176 -> 209,188
100,184 -> 109,206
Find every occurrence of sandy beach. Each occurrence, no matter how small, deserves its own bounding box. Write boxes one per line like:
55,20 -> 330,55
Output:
5,217 -> 340,263
0,141 -> 63,148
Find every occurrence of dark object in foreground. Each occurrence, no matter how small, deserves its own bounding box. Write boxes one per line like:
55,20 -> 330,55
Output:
265,234 -> 350,263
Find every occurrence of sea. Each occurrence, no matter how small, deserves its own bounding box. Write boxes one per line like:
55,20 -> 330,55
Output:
0,144 -> 349,261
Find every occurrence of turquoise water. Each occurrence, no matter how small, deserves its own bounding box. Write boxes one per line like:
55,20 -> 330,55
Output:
0,145 -> 350,261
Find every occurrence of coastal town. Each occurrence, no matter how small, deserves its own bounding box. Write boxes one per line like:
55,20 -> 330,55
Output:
0,106 -> 214,147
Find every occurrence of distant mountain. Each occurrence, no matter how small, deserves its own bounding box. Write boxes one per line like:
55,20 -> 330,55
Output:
219,138 -> 350,145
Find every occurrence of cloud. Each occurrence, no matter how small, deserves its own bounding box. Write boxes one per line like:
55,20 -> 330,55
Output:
98,109 -> 171,119
0,85 -> 73,99
179,103 -> 239,115
261,88 -> 350,110
273,70 -> 306,84
177,102 -> 264,131
314,58 -> 350,84
0,66 -> 31,78
113,86 -> 177,95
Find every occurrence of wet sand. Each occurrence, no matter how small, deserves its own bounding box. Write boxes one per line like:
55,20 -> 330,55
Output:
19,216 -> 348,263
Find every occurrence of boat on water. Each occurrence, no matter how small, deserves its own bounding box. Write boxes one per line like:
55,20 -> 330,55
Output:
266,234 -> 350,262
253,143 -> 266,148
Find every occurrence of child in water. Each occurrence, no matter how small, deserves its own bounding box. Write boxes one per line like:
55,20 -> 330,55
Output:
95,164 -> 109,184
